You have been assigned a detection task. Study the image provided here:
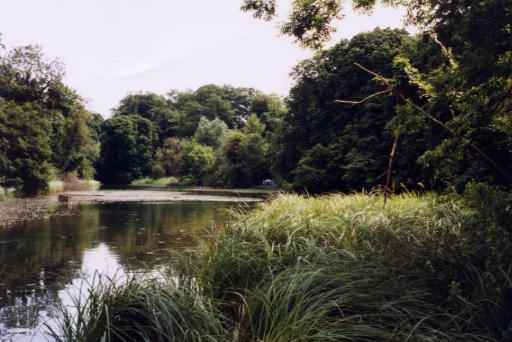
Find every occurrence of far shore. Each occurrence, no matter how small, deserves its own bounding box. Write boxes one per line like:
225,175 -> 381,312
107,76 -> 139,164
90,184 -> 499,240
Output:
59,190 -> 264,203
1,189 -> 263,226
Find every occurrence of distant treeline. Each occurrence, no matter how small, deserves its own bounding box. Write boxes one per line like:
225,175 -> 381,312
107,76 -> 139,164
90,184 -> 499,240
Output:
1,26 -> 510,196
96,85 -> 285,188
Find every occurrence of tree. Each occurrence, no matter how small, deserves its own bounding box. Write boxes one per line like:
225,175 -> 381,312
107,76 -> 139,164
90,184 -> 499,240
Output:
87,112 -> 104,143
220,124 -> 271,188
178,141 -> 217,184
167,85 -> 287,136
0,99 -> 52,196
242,0 -> 512,190
193,116 -> 229,148
114,92 -> 178,141
243,113 -> 265,135
0,40 -> 98,192
97,115 -> 156,185
272,29 -> 426,192
155,138 -> 187,177
0,44 -> 64,103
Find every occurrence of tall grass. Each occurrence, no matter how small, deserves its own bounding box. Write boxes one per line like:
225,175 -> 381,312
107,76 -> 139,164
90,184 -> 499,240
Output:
49,190 -> 512,341
47,274 -> 229,342
49,174 -> 100,193
131,177 -> 180,187
0,185 -> 15,200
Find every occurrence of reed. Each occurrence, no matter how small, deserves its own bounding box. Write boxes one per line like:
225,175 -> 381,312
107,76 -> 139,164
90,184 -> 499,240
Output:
50,190 -> 512,341
47,273 -> 229,342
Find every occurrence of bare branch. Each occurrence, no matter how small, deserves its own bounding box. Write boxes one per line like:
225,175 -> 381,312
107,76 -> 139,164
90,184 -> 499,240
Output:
448,105 -> 457,119
353,62 -> 510,180
335,88 -> 392,105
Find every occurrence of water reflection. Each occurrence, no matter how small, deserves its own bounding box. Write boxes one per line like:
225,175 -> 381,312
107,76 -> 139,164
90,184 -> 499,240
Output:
0,201 -> 236,341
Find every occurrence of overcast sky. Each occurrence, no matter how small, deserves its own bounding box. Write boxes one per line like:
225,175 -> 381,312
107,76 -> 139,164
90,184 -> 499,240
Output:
0,0 -> 414,117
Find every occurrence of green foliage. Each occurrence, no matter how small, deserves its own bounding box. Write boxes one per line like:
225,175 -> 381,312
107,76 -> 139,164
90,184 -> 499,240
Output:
242,0 -> 512,192
109,85 -> 285,187
131,176 -> 179,186
241,0 -> 342,49
274,28 -> 421,192
242,113 -> 265,135
87,112 -> 104,143
291,144 -> 337,192
150,162 -> 166,179
193,116 -> 229,147
220,128 -> 270,188
168,85 -> 238,136
0,99 -> 52,196
168,85 -> 286,137
196,193 -> 511,340
178,141 -> 217,185
97,115 -> 157,185
155,137 -> 186,177
47,275 -> 228,342
114,92 -> 177,141
0,41 -> 99,194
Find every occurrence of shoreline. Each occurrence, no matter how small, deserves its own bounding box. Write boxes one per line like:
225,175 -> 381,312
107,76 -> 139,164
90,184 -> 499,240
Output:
59,190 -> 263,204
1,189 -> 262,226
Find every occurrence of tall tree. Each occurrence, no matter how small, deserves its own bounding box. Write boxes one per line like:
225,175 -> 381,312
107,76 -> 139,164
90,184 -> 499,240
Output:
242,0 -> 512,189
0,40 -> 98,194
0,99 -> 52,196
114,92 -> 177,142
97,115 -> 156,185
193,116 -> 229,148
273,29 -> 427,192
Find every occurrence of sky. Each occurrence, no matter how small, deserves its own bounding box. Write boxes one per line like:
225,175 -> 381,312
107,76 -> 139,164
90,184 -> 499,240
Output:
0,0 -> 414,117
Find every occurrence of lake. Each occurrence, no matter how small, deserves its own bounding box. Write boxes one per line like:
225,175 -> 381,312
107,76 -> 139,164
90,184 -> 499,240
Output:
0,192 -> 256,341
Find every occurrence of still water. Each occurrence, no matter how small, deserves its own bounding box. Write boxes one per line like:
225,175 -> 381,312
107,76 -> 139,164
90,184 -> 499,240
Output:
0,200 -> 243,341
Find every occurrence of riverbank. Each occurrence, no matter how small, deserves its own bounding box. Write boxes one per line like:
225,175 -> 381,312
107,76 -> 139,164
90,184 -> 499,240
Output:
49,188 -> 512,341
59,190 -> 263,203
0,177 -> 101,226
0,189 -> 263,226
0,196 -> 65,226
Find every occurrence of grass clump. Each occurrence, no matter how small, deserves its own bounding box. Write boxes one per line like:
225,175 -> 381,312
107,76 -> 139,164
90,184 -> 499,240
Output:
48,274 -> 229,342
131,177 -> 180,187
49,174 -> 100,193
0,186 -> 15,200
50,189 -> 512,341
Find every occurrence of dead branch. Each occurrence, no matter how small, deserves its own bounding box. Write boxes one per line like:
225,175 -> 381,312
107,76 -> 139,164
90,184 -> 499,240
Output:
335,88 -> 392,105
352,62 -> 510,180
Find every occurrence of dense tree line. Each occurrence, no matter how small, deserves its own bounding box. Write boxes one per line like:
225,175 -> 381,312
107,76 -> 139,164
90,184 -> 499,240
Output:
0,39 -> 98,196
243,0 -> 511,193
96,86 -> 286,187
2,0 -> 510,195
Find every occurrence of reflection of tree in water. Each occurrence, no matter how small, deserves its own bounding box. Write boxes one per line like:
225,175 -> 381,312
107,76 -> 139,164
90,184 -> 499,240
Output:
96,202 -> 233,267
0,205 -> 99,336
0,205 -> 99,288
0,200 -> 236,339
0,280 -> 60,332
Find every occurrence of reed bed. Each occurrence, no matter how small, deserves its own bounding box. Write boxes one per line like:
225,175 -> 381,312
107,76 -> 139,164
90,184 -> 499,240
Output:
49,187 -> 512,342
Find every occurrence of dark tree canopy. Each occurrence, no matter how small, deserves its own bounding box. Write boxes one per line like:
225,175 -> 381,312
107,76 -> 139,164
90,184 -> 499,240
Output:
97,115 -> 156,185
0,41 -> 98,195
243,0 -> 512,191
273,29 -> 421,191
